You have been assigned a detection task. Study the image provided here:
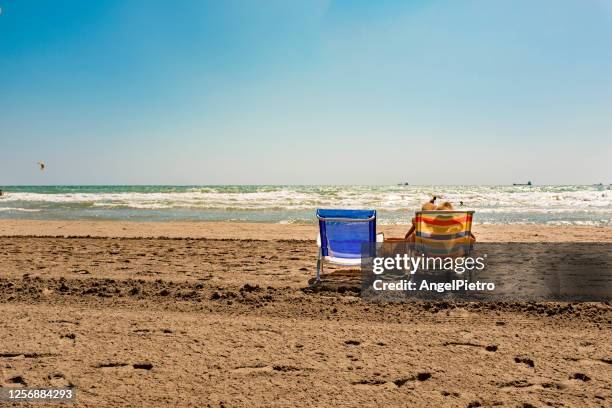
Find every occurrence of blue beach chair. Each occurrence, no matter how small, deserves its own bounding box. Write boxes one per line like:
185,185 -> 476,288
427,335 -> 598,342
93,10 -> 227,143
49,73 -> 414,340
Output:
315,209 -> 384,283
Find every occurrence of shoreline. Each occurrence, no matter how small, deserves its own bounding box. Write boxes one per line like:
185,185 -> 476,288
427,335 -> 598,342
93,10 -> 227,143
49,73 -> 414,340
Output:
1,219 -> 612,242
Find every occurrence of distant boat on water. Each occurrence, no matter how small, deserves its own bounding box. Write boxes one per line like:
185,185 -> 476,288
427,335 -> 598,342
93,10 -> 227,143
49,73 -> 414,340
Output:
513,181 -> 532,186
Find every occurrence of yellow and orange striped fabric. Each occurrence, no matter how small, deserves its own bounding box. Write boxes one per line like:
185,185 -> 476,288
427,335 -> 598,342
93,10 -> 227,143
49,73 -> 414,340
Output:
414,211 -> 474,257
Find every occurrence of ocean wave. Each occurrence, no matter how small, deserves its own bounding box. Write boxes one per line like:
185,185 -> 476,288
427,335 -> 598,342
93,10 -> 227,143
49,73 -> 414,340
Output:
0,207 -> 41,212
0,185 -> 610,225
4,189 -> 611,210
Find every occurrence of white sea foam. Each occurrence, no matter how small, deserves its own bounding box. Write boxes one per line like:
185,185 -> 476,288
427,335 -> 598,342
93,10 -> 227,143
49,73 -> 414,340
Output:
0,207 -> 41,212
1,185 -> 611,224
3,188 -> 611,210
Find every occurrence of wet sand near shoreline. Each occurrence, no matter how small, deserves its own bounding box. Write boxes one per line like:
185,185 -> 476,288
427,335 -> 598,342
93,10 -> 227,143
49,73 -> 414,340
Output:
1,219 -> 612,242
0,221 -> 610,407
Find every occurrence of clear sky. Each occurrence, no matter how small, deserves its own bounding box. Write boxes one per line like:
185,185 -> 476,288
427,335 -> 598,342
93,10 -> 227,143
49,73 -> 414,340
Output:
1,0 -> 611,185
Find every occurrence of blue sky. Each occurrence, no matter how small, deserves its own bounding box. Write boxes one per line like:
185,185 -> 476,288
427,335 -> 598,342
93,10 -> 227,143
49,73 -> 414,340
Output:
1,0 -> 611,185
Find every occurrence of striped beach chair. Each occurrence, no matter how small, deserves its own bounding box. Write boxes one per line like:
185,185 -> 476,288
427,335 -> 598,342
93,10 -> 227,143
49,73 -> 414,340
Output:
414,210 -> 475,258
315,209 -> 384,283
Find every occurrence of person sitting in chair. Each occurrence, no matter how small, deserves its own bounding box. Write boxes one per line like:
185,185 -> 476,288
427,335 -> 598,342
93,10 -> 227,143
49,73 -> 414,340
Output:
404,199 -> 476,244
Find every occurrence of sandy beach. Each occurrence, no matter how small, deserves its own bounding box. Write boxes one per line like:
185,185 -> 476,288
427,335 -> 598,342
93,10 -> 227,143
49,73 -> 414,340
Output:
2,219 -> 612,242
0,221 -> 610,407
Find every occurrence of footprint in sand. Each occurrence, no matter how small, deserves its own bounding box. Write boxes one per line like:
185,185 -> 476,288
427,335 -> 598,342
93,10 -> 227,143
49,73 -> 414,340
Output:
569,373 -> 591,382
232,364 -> 302,375
231,364 -> 273,374
95,362 -> 153,371
514,356 -> 535,368
6,375 -> 27,386
48,372 -> 73,388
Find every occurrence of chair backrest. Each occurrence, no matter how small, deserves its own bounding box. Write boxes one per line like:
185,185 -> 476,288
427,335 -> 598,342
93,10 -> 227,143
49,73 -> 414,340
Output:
415,210 -> 474,257
316,209 -> 376,259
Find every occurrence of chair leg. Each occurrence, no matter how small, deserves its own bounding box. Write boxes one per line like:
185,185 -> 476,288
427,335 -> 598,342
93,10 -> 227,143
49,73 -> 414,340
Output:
315,250 -> 323,284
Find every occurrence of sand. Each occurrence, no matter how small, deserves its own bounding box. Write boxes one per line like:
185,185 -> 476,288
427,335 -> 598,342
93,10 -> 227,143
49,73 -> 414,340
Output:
0,221 -> 610,407
2,219 -> 612,242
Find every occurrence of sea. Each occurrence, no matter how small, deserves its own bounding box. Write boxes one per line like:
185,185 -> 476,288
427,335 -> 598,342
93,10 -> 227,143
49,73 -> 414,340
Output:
0,185 -> 611,226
